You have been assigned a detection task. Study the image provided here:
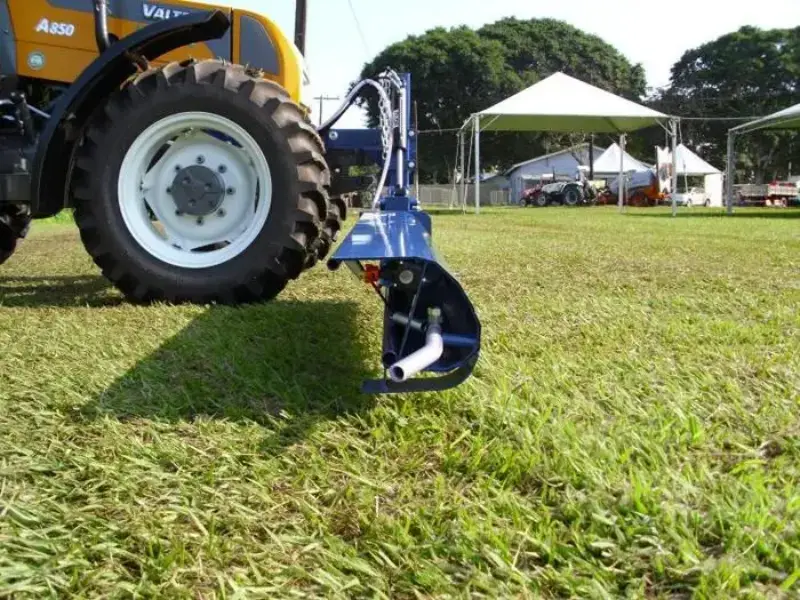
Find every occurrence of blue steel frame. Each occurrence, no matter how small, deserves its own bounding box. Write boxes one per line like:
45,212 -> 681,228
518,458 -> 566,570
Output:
324,73 -> 417,195
324,72 -> 481,394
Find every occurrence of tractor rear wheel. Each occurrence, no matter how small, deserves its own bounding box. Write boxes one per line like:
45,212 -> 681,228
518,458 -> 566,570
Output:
70,59 -> 334,304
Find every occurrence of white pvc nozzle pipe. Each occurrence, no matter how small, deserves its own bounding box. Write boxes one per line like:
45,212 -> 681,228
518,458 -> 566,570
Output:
387,323 -> 444,383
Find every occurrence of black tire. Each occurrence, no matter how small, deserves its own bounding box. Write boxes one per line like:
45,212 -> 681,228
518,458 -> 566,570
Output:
563,186 -> 582,206
70,59 -> 336,305
310,196 -> 347,267
0,207 -> 30,266
534,193 -> 548,207
0,225 -> 16,266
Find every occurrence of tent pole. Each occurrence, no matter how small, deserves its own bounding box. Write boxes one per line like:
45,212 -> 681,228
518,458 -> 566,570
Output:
474,116 -> 481,215
459,129 -> 466,209
589,133 -> 595,180
618,134 -> 625,212
726,132 -> 735,215
671,119 -> 679,217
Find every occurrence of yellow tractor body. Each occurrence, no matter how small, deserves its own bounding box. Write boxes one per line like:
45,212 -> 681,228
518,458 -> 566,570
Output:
4,1 -> 309,107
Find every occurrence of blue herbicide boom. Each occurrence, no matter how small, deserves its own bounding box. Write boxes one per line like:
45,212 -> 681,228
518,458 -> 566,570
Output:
321,71 -> 481,393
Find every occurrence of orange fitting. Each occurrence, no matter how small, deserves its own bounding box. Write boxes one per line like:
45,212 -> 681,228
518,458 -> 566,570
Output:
364,264 -> 381,285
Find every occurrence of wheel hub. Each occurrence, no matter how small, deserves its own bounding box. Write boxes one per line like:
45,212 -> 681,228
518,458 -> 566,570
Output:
171,165 -> 226,216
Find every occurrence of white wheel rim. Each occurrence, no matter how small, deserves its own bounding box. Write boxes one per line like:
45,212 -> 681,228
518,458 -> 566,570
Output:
118,111 -> 273,269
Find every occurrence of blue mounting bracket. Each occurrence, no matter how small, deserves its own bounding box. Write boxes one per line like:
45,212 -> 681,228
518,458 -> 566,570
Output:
328,204 -> 481,394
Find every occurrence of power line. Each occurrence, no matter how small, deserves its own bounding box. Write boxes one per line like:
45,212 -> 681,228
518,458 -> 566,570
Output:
417,127 -> 462,134
677,116 -> 765,121
347,0 -> 370,57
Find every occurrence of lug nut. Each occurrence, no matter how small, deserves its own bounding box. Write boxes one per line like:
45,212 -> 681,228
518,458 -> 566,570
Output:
196,155 -> 205,164
175,209 -> 183,216
218,165 -> 227,174
226,187 -> 235,195
166,187 -> 172,194
217,209 -> 226,217
196,217 -> 204,225
175,165 -> 181,172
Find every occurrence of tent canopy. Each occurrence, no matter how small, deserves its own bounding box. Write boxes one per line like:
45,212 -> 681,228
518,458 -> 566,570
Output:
476,72 -> 669,133
672,143 -> 721,175
592,142 -> 650,174
731,102 -> 800,134
726,102 -> 800,213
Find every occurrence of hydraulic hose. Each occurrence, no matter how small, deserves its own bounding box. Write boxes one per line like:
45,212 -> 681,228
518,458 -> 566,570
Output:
318,77 -> 397,209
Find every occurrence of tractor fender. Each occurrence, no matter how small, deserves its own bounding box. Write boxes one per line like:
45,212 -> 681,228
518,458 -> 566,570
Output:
30,10 -> 231,219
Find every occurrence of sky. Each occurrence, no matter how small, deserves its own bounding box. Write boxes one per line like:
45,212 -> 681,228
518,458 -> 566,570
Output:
197,0 -> 800,128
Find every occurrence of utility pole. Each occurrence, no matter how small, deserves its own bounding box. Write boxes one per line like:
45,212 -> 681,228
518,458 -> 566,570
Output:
313,95 -> 340,126
294,0 -> 307,55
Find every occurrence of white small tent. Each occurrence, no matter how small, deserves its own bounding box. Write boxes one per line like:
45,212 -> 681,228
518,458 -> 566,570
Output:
674,144 -> 721,175
660,144 -> 723,207
592,142 -> 651,176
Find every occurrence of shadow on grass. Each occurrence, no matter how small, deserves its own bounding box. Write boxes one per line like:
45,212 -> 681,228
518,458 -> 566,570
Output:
77,300 -> 376,452
0,275 -> 122,308
624,209 -> 800,220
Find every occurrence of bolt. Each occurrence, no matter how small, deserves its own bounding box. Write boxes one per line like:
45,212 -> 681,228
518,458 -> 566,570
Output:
175,165 -> 182,172
398,269 -> 415,285
166,187 -> 172,194
196,217 -> 204,225
196,155 -> 205,164
226,187 -> 235,195
217,208 -> 226,217
218,165 -> 227,174
175,209 -> 183,216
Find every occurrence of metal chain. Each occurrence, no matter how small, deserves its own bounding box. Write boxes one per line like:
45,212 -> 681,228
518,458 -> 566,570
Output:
377,74 -> 395,163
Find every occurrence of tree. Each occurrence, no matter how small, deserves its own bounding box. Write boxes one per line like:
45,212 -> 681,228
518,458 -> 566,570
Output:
359,19 -> 648,183
357,26 -> 519,183
654,26 -> 800,183
477,18 -> 646,99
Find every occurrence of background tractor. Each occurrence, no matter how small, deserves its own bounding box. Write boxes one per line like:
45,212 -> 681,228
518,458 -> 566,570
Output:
0,0 -> 481,393
521,170 -> 596,207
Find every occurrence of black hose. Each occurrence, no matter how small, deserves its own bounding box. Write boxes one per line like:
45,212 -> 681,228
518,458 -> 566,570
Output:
94,0 -> 112,52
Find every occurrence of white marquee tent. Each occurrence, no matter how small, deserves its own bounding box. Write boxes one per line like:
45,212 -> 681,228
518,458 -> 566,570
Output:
726,102 -> 800,212
460,72 -> 675,213
592,142 -> 651,176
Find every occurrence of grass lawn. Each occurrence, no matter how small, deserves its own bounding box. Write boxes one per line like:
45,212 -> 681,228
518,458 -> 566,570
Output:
0,206 -> 798,598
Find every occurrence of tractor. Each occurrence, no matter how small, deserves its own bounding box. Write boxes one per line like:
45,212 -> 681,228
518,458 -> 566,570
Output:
0,0 -> 481,393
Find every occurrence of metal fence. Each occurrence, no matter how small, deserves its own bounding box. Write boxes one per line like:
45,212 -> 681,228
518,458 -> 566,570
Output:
416,185 -> 513,207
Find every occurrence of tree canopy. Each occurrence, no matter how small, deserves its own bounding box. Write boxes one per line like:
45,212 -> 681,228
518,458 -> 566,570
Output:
359,18 -> 647,182
647,26 -> 800,183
